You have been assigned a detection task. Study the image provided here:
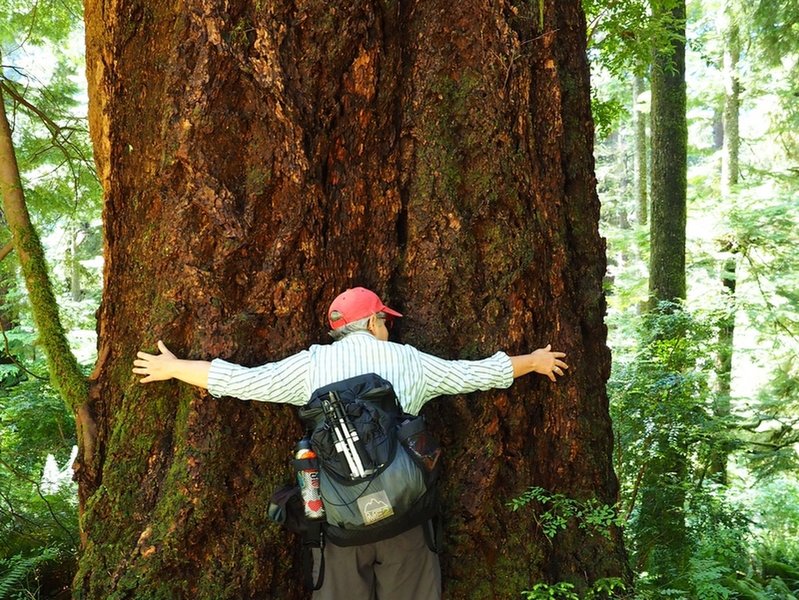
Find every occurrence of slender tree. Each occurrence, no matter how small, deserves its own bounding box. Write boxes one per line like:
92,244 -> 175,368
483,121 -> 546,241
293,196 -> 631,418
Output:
632,74 -> 648,226
712,0 -> 742,483
76,1 -> 628,598
720,7 -> 740,198
638,0 -> 690,590
0,65 -> 87,414
648,0 -> 687,307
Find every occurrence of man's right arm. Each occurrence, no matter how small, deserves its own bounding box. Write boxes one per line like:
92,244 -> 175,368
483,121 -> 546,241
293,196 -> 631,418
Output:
133,340 -> 211,389
133,340 -> 311,405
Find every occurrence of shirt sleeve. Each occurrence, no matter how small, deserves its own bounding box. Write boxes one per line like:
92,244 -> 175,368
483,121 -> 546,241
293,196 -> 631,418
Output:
417,350 -> 514,405
206,351 -> 311,406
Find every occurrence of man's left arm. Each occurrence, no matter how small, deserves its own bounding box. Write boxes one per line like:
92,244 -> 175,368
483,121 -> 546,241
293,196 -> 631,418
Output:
417,344 -> 567,402
509,345 -> 568,382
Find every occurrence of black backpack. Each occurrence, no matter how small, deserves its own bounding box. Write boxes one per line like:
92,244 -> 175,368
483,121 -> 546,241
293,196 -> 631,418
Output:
268,373 -> 442,589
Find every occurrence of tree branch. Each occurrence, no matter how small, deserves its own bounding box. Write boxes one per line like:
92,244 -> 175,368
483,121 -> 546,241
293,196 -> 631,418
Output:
0,79 -> 98,183
0,240 -> 13,261
0,317 -> 48,380
0,79 -> 88,410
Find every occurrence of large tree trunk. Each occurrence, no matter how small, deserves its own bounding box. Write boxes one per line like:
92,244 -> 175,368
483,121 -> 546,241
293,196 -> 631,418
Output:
77,0 -> 627,598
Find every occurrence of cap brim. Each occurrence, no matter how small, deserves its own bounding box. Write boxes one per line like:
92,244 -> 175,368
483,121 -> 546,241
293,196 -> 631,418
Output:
382,306 -> 403,318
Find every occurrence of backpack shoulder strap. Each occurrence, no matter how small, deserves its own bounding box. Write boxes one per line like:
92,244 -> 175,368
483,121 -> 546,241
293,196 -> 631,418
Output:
302,520 -> 325,591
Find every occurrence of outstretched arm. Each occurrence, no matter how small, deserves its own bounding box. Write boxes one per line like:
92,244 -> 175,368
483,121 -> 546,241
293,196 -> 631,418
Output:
133,340 -> 211,389
509,345 -> 568,382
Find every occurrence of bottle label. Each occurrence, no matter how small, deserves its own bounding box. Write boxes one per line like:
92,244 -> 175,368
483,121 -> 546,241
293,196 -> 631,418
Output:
298,470 -> 325,519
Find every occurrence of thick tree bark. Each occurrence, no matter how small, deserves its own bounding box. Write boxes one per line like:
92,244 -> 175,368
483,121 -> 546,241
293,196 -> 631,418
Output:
648,0 -> 687,307
78,1 -> 627,598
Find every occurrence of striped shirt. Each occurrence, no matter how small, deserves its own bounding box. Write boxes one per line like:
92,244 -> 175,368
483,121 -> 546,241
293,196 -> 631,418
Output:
207,331 -> 514,415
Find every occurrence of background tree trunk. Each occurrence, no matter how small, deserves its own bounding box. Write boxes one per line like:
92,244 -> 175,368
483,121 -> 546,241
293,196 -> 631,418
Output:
639,0 -> 689,589
712,3 -> 741,482
633,74 -> 648,226
721,13 -> 740,199
648,0 -> 687,307
70,226 -> 83,302
77,0 -> 627,598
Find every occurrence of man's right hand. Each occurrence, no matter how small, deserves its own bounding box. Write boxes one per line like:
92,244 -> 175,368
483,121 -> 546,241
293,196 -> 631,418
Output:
133,340 -> 179,383
133,340 -> 212,389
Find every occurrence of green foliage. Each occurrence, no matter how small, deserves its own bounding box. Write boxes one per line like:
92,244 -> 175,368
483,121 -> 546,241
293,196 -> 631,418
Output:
523,582 -> 581,600
2,0 -> 102,274
604,285 -> 799,599
508,486 -> 623,541
0,369 -> 79,597
610,307 -> 724,475
605,311 -> 799,598
0,0 -> 82,48
3,69 -> 101,235
0,547 -> 59,600
724,182 -> 799,477
592,91 -> 629,141
585,0 -> 685,78
0,1 -> 98,594
522,578 -> 627,600
585,578 -> 627,599
751,0 -> 799,66
746,477 -> 799,558
592,0 -> 799,590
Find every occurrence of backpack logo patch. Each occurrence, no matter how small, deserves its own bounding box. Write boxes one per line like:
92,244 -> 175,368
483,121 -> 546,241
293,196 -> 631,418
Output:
357,490 -> 394,525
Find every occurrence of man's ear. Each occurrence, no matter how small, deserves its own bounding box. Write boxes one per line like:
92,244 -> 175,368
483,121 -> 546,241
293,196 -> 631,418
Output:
366,314 -> 378,335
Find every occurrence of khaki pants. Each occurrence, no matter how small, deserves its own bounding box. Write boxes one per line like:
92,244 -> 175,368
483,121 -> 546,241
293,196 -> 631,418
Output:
312,525 -> 441,600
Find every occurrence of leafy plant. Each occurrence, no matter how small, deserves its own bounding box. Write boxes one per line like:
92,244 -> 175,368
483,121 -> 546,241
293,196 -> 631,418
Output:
508,486 -> 623,541
0,548 -> 60,600
523,582 -> 580,600
522,578 -> 628,600
0,369 -> 79,596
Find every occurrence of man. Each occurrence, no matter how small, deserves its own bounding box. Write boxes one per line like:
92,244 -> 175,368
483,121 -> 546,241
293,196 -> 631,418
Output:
133,287 -> 568,600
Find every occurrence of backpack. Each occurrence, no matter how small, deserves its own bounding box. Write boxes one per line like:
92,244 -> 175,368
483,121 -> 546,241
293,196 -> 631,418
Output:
268,373 -> 442,589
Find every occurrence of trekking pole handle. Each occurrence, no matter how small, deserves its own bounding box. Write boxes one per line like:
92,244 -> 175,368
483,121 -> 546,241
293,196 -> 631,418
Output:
324,396 -> 363,478
329,392 -> 368,478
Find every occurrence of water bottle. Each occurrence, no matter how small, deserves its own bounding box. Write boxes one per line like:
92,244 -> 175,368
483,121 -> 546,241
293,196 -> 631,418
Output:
295,439 -> 325,519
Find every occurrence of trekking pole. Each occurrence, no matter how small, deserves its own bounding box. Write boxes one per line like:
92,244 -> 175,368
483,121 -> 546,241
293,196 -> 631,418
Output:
328,392 -> 369,478
322,397 -> 361,477
332,394 -> 373,475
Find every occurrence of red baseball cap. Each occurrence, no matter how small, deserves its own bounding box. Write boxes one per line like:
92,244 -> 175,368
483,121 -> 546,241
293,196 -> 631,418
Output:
328,287 -> 403,329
